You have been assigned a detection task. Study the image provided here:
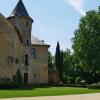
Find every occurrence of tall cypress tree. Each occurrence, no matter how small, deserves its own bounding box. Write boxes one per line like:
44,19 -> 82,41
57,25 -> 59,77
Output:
55,42 -> 61,81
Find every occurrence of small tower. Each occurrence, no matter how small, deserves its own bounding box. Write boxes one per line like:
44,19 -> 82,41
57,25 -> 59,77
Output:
7,0 -> 33,44
7,0 -> 33,83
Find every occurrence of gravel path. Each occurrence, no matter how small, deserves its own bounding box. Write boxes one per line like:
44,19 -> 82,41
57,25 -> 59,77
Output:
0,93 -> 100,100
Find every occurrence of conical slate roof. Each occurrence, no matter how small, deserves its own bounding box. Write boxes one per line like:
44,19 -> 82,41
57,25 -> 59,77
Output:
11,0 -> 29,17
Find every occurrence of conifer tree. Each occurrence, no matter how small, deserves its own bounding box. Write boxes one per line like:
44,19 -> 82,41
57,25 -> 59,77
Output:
55,42 -> 62,81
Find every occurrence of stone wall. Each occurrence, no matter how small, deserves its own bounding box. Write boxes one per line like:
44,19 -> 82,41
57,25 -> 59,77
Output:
8,16 -> 33,42
30,45 -> 49,84
0,15 -> 23,82
0,14 -> 49,85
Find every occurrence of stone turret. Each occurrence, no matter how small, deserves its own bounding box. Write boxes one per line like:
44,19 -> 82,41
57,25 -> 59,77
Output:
7,0 -> 33,79
7,0 -> 33,44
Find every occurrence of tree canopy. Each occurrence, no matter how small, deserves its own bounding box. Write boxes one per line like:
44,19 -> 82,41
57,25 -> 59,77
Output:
72,8 -> 100,70
49,7 -> 100,85
72,7 -> 100,83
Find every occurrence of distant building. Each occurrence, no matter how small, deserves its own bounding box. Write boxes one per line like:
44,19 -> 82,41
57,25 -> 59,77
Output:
0,0 -> 49,84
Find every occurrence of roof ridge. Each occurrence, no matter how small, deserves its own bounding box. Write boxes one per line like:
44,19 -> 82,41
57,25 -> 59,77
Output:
31,36 -> 49,46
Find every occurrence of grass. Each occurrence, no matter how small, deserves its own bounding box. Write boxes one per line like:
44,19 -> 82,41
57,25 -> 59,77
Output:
0,87 -> 100,98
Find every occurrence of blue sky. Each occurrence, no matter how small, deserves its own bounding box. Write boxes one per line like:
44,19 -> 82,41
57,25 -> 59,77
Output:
0,0 -> 100,55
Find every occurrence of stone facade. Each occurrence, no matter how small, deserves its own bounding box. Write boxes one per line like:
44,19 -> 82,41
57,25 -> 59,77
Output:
0,0 -> 49,84
0,14 -> 23,82
30,45 -> 49,84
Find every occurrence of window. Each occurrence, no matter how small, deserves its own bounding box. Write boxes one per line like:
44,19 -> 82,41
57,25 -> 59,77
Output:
15,58 -> 19,64
26,40 -> 29,45
25,40 -> 29,46
26,21 -> 28,26
8,56 -> 13,64
24,73 -> 28,83
8,56 -> 19,64
31,48 -> 36,59
25,55 -> 28,65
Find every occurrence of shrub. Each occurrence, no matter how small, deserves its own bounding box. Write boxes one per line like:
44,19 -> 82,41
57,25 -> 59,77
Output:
63,76 -> 68,83
13,69 -> 22,84
68,77 -> 75,84
63,76 -> 74,84
1,78 -> 11,83
75,77 -> 82,84
0,83 -> 23,89
88,83 -> 100,89
80,80 -> 87,85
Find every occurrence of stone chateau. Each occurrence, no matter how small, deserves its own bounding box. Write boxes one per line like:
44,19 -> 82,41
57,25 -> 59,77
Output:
0,0 -> 49,84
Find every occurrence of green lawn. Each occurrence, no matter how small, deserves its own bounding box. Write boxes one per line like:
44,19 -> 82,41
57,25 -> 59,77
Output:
0,87 -> 100,98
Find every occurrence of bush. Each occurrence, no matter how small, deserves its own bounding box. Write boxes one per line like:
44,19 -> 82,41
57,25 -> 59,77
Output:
13,69 -> 22,84
75,77 -> 82,84
63,76 -> 68,83
65,84 -> 87,88
88,83 -> 100,89
80,80 -> 87,85
68,77 -> 75,84
0,83 -> 23,89
63,76 -> 75,84
1,78 -> 11,83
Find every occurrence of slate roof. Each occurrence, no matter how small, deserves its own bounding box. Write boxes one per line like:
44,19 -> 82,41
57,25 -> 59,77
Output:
31,36 -> 49,46
10,0 -> 30,17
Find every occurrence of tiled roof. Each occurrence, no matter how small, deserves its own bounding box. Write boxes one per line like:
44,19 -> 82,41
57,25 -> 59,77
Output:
31,36 -> 49,46
10,0 -> 30,17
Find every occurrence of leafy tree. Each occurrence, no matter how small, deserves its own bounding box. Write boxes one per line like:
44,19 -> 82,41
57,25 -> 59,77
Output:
60,50 -> 64,81
48,51 -> 56,83
63,49 -> 73,76
48,51 -> 55,69
63,49 -> 77,83
72,7 -> 100,83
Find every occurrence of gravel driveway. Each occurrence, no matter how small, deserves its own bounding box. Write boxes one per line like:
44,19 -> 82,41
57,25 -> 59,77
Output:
0,93 -> 100,100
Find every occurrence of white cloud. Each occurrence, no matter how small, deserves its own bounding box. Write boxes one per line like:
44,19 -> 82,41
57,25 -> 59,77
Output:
65,0 -> 86,16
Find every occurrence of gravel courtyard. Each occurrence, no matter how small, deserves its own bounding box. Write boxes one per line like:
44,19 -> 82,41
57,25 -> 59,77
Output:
1,93 -> 100,100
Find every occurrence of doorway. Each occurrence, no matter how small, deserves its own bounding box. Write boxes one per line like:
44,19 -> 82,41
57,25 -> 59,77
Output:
24,73 -> 28,83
